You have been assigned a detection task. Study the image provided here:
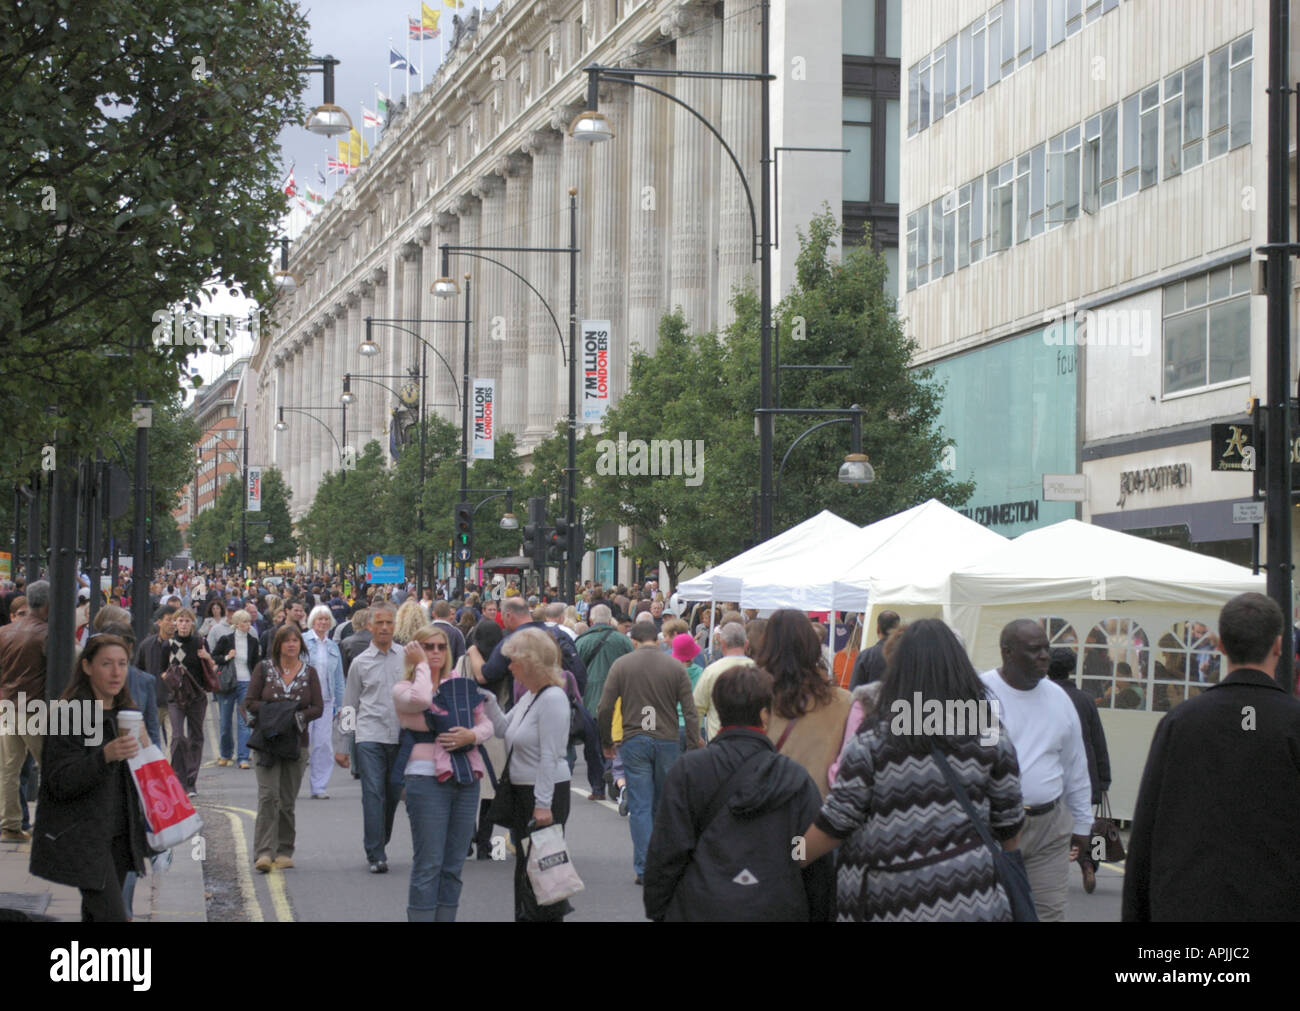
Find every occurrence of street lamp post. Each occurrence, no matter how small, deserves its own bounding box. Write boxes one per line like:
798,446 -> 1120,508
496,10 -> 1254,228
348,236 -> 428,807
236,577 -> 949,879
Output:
361,313 -> 470,598
575,3 -> 777,540
433,192 -> 579,597
758,405 -> 875,515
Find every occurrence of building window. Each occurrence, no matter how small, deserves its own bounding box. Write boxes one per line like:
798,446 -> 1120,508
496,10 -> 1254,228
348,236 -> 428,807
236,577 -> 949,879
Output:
1162,264 -> 1252,395
884,99 -> 900,202
1082,103 -> 1118,212
843,96 -> 872,202
987,2 -> 1004,88
931,195 -> 954,277
1017,0 -> 1033,67
970,15 -> 986,100
843,0 -> 875,57
957,176 -> 984,268
988,159 -> 1014,253
1047,126 -> 1080,227
1207,34 -> 1252,158
884,0 -> 900,57
1015,147 -> 1044,243
1083,618 -> 1151,711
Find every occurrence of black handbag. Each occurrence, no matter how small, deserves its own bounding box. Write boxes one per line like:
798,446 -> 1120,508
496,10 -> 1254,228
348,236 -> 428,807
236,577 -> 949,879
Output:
217,658 -> 239,694
932,746 -> 1038,922
1091,792 -> 1125,862
484,687 -> 553,827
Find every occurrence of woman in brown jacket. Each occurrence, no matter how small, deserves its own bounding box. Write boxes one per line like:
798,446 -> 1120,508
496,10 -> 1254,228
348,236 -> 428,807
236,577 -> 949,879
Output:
245,624 -> 323,872
754,609 -> 853,799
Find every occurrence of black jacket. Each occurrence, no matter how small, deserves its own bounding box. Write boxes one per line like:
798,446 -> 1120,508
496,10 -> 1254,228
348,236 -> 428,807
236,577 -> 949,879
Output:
29,709 -> 150,890
1056,678 -> 1111,803
482,621 -> 588,704
248,700 -> 302,765
1122,667 -> 1300,921
340,630 -> 372,676
849,639 -> 887,689
212,630 -> 262,683
643,727 -> 834,922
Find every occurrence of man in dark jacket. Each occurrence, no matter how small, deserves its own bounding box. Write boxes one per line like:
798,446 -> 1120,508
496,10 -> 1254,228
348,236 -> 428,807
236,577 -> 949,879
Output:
849,610 -> 901,688
643,663 -> 833,921
1123,592 -> 1300,921
340,608 -> 372,677
1047,647 -> 1111,893
473,597 -> 588,702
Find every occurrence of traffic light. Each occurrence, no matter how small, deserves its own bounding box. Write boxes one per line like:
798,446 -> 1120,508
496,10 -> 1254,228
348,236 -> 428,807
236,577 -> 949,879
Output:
225,542 -> 237,567
454,502 -> 473,563
548,517 -> 569,565
524,496 -> 549,573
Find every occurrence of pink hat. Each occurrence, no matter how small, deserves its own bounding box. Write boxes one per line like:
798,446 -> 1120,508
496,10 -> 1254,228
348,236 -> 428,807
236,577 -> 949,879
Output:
672,632 -> 700,664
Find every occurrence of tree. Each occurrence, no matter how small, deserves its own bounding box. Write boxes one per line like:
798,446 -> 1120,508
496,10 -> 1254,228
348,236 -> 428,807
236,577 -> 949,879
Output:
298,441 -> 389,579
0,0 -> 313,469
187,465 -> 294,567
581,210 -> 974,576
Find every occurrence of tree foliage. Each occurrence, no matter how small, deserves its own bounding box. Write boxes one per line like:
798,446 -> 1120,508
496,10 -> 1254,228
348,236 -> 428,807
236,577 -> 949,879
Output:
581,210 -> 974,577
0,0 -> 313,469
188,465 -> 295,567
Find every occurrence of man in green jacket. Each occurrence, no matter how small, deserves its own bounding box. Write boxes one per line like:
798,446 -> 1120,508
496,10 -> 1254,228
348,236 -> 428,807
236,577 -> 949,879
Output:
575,603 -> 633,713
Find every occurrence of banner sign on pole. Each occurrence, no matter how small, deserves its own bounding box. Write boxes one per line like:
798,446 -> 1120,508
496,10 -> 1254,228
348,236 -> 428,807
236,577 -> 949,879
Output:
472,378 -> 495,459
246,467 -> 262,512
581,320 -> 611,424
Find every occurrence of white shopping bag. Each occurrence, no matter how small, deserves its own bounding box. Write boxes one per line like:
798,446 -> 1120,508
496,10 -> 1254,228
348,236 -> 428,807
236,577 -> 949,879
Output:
126,739 -> 204,851
525,824 -> 584,906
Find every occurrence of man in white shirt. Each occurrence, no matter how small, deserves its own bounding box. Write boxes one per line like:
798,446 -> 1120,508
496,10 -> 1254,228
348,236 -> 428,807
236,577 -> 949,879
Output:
693,620 -> 751,741
980,619 -> 1092,921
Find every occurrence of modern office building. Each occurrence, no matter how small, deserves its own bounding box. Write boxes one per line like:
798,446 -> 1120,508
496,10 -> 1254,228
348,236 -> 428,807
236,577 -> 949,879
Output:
899,0 -> 1297,814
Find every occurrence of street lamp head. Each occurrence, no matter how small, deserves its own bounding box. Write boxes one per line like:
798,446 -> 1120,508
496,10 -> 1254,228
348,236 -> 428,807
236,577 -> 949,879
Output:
499,512 -> 519,531
568,110 -> 613,143
838,453 -> 875,486
273,270 -> 300,293
305,103 -> 353,138
275,406 -> 287,432
430,276 -> 460,298
264,533 -> 274,544
358,339 -> 380,357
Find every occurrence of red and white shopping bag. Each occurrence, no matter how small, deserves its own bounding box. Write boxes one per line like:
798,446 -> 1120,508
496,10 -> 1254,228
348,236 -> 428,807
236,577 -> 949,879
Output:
127,742 -> 203,850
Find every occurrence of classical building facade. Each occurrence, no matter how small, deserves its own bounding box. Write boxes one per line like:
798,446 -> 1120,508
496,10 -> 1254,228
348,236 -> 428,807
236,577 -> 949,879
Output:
246,0 -> 866,547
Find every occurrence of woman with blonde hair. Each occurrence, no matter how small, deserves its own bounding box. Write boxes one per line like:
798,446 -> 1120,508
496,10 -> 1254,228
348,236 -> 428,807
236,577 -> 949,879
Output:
392,624 -> 495,920
394,599 -> 427,645
495,627 -> 573,921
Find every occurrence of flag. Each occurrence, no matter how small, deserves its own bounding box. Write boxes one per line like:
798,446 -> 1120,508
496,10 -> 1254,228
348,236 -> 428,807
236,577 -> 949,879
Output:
316,165 -> 326,186
306,186 -> 325,205
409,15 -> 438,39
390,47 -> 418,75
337,138 -> 353,168
296,196 -> 312,217
422,3 -> 443,29
282,165 -> 296,197
327,158 -> 352,175
348,128 -> 369,167
376,91 -> 389,117
363,104 -> 381,127
444,0 -> 463,8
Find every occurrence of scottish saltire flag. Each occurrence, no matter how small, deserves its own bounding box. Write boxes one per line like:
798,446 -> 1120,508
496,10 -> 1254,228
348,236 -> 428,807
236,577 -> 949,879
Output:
390,48 -> 417,74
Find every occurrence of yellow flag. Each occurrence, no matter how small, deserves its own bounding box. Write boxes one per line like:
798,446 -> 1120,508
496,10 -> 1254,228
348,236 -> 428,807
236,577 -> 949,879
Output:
422,2 -> 441,27
337,138 -> 351,167
444,0 -> 463,9
348,128 -> 369,167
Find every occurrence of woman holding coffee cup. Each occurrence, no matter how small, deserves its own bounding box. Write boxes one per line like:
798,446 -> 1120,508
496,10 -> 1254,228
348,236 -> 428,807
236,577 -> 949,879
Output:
29,635 -> 153,922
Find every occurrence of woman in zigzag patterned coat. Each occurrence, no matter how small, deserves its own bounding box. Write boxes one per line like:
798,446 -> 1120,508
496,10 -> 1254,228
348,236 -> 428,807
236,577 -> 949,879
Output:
801,619 -> 1026,922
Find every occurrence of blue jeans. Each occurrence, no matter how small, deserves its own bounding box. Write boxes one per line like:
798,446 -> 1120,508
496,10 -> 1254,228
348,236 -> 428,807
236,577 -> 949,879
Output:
356,742 -> 401,864
217,681 -> 251,762
620,734 -> 681,876
404,774 -> 480,922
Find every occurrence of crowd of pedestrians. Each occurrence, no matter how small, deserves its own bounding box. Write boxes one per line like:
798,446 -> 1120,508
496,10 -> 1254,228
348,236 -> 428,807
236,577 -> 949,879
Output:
3,564 -> 1299,923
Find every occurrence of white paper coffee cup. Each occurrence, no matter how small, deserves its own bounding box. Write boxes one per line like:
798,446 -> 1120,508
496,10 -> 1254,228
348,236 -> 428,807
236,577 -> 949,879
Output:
118,710 -> 143,738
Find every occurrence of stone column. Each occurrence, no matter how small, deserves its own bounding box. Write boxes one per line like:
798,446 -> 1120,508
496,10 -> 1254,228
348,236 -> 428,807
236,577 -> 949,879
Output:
665,0 -> 718,333
340,294 -> 360,457
311,324 -> 327,496
626,50 -> 673,359
501,151 -> 532,438
368,267 -> 389,456
400,239 -> 423,403
524,129 -> 563,444
717,0 -> 762,330
271,354 -> 285,473
455,193 -> 483,393
433,211 -> 462,425
474,172 -> 507,394
558,103 -> 589,434
350,286 -> 371,454
587,81 -> 631,405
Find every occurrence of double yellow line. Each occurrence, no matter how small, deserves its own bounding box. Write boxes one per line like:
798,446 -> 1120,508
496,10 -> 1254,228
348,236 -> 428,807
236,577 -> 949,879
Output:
203,802 -> 294,923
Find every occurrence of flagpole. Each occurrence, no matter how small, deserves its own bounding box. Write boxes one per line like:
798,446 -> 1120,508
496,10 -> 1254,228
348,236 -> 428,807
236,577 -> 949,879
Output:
405,33 -> 410,103
388,36 -> 394,108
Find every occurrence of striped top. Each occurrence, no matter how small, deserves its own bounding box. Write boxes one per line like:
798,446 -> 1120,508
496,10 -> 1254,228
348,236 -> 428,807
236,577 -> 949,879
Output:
815,723 -> 1024,922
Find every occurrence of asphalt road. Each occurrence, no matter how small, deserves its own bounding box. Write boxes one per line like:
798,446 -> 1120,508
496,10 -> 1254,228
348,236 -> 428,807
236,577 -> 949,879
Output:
189,707 -> 1123,923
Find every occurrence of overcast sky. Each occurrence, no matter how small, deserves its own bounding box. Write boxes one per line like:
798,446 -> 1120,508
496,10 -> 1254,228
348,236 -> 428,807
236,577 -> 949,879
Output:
186,0 -> 502,397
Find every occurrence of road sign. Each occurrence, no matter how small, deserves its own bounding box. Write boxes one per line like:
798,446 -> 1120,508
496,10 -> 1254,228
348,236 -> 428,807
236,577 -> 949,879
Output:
365,554 -> 406,583
1233,501 -> 1265,524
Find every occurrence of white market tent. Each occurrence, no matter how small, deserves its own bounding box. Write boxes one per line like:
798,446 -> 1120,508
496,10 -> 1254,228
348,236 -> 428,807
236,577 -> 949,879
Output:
675,510 -> 863,610
947,519 -> 1267,819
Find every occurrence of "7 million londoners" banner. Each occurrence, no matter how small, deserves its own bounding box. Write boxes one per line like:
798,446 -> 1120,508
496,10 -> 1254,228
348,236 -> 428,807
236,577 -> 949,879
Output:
472,378 -> 495,459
